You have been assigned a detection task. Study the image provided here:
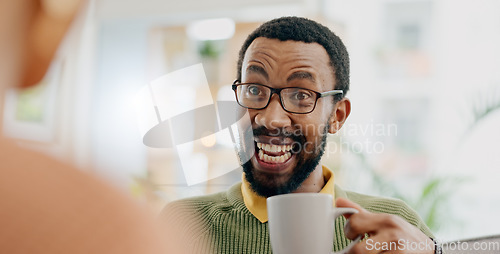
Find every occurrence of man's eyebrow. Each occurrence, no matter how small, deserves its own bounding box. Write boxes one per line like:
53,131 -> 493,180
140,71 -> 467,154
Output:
286,71 -> 315,83
246,65 -> 269,80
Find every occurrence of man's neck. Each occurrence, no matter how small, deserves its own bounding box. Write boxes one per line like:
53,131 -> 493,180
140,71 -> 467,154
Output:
292,165 -> 325,193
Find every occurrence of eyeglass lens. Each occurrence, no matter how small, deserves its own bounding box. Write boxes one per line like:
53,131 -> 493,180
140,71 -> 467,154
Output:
235,84 -> 318,113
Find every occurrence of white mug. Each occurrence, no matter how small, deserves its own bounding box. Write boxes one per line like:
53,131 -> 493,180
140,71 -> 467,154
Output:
267,193 -> 361,254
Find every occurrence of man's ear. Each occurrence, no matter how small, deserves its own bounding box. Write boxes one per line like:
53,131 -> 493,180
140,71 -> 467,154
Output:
328,98 -> 351,134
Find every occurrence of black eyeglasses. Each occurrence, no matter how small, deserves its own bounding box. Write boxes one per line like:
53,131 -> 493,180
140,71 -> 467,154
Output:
232,80 -> 343,114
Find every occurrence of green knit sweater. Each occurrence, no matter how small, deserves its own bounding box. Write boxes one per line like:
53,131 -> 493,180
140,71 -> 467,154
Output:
161,183 -> 434,254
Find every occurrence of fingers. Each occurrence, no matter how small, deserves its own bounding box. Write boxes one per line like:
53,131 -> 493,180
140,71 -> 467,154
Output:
346,212 -> 407,240
337,198 -> 408,241
337,198 -> 434,254
336,198 -> 364,211
335,197 -> 365,219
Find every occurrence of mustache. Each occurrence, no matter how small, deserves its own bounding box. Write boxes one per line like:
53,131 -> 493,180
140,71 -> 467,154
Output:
252,126 -> 306,144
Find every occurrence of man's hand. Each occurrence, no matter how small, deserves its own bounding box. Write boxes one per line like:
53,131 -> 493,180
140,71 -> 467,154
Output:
336,198 -> 435,254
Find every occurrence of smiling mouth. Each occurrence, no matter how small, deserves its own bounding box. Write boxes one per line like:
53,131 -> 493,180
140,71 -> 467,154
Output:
255,142 -> 294,164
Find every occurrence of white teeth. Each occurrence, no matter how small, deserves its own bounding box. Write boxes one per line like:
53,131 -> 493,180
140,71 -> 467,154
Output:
255,142 -> 294,164
258,151 -> 292,164
256,142 -> 292,153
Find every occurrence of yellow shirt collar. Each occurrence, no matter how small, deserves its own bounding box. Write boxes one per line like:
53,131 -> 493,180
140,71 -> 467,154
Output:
241,165 -> 335,223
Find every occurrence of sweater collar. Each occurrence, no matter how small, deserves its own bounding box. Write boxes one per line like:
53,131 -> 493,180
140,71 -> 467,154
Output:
241,165 -> 336,223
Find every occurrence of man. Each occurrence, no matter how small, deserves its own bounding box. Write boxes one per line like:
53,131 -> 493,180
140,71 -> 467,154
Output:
161,16 -> 440,254
0,1 -> 173,253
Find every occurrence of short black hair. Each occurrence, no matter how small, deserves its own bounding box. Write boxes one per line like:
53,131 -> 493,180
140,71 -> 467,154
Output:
236,16 -> 350,98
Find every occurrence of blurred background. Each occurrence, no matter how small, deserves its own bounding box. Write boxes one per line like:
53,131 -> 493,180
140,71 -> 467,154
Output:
3,0 -> 500,242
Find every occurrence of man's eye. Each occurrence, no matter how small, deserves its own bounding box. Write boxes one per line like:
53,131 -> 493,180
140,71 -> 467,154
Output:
247,85 -> 262,96
293,91 -> 312,100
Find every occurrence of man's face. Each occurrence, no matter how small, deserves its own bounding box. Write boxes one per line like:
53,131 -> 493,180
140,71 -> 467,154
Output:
239,37 -> 337,197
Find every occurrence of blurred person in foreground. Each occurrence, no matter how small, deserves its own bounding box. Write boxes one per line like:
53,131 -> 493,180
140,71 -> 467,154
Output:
0,1 -> 183,253
161,17 -> 442,254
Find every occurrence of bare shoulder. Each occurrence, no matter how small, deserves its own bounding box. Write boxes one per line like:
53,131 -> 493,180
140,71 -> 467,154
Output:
0,138 -> 168,254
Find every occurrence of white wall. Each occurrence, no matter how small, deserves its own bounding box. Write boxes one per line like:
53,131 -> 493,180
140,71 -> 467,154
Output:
90,19 -> 151,187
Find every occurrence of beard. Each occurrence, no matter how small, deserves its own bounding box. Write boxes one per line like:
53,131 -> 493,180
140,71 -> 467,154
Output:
241,124 -> 329,197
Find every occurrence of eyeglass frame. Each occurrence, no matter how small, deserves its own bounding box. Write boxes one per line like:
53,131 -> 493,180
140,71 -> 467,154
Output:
231,80 -> 344,114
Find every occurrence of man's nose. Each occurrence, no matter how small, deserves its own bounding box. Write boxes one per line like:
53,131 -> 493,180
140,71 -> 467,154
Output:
254,95 -> 291,130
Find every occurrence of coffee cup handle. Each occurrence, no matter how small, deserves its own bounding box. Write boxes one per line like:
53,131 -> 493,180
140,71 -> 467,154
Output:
331,207 -> 362,254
